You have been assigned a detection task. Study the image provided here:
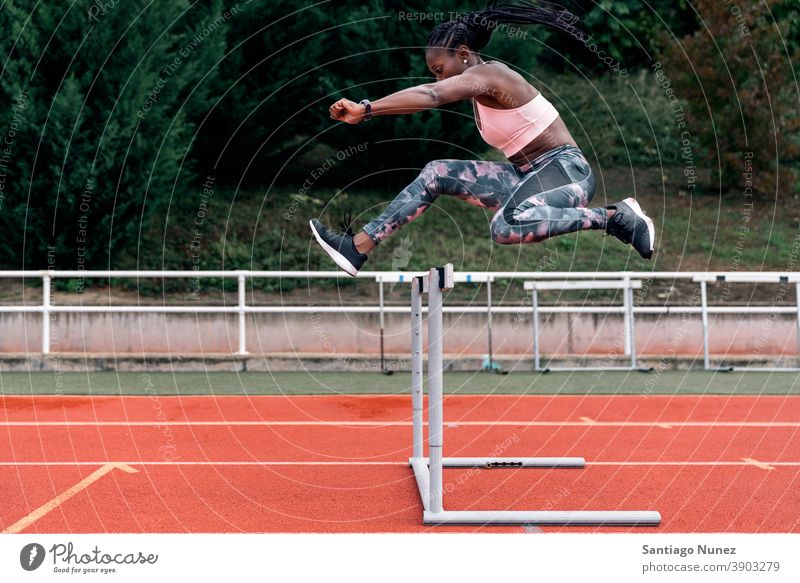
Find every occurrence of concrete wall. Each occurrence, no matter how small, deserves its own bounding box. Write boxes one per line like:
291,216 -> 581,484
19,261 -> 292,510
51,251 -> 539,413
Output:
0,311 -> 796,358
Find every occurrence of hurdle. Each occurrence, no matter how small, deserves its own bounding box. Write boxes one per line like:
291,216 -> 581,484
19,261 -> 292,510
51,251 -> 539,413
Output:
409,264 -> 661,526
693,273 -> 800,372
524,278 -> 653,373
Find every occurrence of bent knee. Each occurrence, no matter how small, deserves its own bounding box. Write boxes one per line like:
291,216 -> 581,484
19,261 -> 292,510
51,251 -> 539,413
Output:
420,159 -> 457,178
490,221 -> 517,245
490,219 -> 548,245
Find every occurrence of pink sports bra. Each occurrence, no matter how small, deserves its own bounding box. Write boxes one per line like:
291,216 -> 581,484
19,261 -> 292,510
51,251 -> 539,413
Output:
473,93 -> 560,157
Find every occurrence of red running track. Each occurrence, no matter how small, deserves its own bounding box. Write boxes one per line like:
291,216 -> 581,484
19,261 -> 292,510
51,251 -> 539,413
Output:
1,394 -> 798,533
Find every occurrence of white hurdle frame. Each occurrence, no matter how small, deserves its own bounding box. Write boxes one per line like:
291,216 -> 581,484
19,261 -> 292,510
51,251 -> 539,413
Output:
693,273 -> 800,372
409,264 -> 661,526
524,278 -> 651,373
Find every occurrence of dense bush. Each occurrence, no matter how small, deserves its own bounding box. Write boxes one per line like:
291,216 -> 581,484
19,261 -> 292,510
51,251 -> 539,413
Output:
0,0 -> 227,270
545,70 -> 682,167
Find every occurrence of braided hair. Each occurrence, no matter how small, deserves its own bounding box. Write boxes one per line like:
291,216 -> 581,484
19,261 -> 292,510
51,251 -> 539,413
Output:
425,0 -> 584,54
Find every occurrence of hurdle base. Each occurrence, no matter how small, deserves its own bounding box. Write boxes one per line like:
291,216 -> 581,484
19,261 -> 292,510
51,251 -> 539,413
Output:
423,510 -> 662,526
725,366 -> 800,372
539,366 -> 648,373
409,455 -> 660,526
409,456 -> 585,469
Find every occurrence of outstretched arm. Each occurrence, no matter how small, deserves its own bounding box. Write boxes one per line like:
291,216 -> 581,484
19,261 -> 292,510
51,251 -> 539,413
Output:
330,68 -> 492,124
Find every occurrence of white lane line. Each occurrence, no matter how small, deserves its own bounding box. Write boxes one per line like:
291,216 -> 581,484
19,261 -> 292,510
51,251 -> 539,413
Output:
1,463 -> 138,534
1,394 -> 796,398
1,421 -> 799,427
1,461 -> 799,467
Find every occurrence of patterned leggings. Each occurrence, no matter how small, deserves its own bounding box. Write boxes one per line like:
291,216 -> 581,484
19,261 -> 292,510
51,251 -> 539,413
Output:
361,145 -> 608,246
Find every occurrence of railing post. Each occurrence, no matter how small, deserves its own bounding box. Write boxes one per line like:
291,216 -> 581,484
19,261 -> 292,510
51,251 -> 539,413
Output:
623,275 -> 631,357
487,278 -> 493,371
378,277 -> 386,373
626,276 -> 637,369
532,286 -> 540,372
42,272 -> 51,355
795,281 -> 800,366
700,280 -> 709,370
236,272 -> 248,355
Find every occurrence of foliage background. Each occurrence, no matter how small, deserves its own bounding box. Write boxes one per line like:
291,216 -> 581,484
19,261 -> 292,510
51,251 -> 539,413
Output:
0,0 -> 797,275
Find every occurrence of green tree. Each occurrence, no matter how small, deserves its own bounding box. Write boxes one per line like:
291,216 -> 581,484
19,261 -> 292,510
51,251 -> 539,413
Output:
657,0 -> 800,196
0,0 -> 228,269
541,0 -> 697,74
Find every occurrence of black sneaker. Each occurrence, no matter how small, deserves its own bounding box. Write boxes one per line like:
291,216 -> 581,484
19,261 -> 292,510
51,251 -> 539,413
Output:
309,210 -> 368,277
604,197 -> 655,260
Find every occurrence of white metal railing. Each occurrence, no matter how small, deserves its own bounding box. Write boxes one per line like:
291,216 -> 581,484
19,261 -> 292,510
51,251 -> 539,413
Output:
0,270 -> 799,371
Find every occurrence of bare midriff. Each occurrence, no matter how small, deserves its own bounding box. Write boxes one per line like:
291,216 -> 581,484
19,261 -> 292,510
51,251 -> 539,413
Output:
506,116 -> 578,166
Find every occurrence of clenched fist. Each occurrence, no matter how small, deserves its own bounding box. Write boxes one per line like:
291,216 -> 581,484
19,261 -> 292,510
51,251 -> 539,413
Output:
329,98 -> 367,124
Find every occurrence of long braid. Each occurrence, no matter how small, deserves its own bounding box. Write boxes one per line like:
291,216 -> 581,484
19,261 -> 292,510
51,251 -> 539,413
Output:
426,0 -> 584,53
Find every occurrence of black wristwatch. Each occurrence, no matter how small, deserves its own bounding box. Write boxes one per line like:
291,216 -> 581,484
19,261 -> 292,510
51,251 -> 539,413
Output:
359,99 -> 372,121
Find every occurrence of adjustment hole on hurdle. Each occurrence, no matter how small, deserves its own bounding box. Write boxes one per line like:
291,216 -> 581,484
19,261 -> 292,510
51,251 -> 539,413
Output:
484,461 -> 524,469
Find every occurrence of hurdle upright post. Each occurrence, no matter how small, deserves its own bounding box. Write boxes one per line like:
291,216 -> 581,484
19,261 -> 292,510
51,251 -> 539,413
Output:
427,267 -> 445,514
410,277 -> 424,459
378,276 -> 386,374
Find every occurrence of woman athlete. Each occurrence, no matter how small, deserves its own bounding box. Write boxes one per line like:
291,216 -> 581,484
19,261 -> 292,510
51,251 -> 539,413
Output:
310,0 -> 655,277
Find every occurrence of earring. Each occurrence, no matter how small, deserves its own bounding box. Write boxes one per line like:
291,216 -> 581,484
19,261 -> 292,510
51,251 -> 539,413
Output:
463,59 -> 467,64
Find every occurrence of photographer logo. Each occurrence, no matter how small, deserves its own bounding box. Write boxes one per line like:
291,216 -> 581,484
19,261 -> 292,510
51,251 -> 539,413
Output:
20,543 -> 46,571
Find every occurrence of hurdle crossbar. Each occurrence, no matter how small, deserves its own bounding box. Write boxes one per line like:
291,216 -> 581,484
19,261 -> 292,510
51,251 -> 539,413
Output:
409,264 -> 661,527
